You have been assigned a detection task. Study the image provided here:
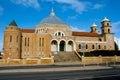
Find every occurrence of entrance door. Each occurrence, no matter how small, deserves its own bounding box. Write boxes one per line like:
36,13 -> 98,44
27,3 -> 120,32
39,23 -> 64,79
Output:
59,41 -> 65,51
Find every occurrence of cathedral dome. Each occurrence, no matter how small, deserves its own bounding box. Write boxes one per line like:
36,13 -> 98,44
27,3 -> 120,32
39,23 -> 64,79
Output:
40,8 -> 66,25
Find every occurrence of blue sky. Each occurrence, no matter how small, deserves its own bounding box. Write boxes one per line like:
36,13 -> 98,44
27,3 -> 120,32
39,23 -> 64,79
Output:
0,0 -> 120,51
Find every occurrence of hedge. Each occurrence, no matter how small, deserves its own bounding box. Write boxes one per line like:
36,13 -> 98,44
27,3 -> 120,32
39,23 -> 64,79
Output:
78,50 -> 120,57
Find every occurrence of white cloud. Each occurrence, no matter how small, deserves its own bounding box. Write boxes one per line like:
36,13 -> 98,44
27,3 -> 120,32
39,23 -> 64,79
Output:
54,0 -> 90,14
61,6 -> 68,12
0,6 -> 3,16
112,21 -> 120,50
68,15 -> 77,20
70,26 -> 86,32
11,0 -> 40,9
112,21 -> 120,33
46,0 -> 103,14
0,42 -> 3,51
0,35 -> 3,51
93,4 -> 103,9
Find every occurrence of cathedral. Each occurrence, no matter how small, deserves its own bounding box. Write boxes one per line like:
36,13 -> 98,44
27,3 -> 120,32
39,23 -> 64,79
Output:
3,9 -> 115,60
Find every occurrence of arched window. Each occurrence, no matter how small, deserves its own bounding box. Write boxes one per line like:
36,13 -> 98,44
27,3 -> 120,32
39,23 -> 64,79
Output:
107,23 -> 109,26
79,44 -> 81,49
68,41 -> 72,45
25,38 -> 26,46
54,31 -> 65,36
10,35 -> 12,43
51,40 -> 57,45
51,40 -> 58,52
108,29 -> 110,33
28,38 -> 29,46
16,36 -> 18,42
104,45 -> 106,50
99,38 -> 102,41
58,32 -> 61,36
92,44 -> 95,49
42,38 -> 44,47
86,44 -> 88,49
39,38 -> 41,47
55,33 -> 57,36
37,29 -> 38,33
62,33 -> 64,36
53,41 -> 57,45
68,41 -> 74,51
98,45 -> 101,49
102,29 -> 104,33
102,23 -> 104,26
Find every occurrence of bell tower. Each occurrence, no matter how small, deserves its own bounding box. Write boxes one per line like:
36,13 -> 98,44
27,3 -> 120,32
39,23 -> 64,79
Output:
3,20 -> 21,59
101,17 -> 115,50
101,17 -> 112,34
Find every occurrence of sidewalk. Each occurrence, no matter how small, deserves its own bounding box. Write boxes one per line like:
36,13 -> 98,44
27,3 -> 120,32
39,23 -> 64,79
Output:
0,62 -> 113,74
0,61 -> 82,67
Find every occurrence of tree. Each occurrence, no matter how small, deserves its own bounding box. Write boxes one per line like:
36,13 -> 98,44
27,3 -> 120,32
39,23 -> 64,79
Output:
114,42 -> 119,51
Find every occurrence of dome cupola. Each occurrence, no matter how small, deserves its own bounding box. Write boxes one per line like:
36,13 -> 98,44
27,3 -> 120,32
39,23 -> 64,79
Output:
91,23 -> 98,33
102,17 -> 110,22
40,8 -> 66,25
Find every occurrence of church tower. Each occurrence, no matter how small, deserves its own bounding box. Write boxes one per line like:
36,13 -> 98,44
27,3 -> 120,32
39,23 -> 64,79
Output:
101,17 -> 112,34
3,20 -> 21,59
91,23 -> 98,33
101,17 -> 115,50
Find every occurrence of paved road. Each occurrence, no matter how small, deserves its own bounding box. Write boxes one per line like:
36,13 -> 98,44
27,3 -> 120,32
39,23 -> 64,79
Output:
0,62 -> 120,80
0,62 -> 119,70
0,67 -> 120,80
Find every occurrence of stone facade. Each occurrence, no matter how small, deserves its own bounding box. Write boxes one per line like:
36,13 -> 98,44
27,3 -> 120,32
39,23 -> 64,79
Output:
3,10 -> 115,60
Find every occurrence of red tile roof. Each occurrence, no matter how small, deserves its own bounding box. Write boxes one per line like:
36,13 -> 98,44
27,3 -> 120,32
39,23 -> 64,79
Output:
20,29 -> 100,37
20,29 -> 35,33
72,31 -> 101,37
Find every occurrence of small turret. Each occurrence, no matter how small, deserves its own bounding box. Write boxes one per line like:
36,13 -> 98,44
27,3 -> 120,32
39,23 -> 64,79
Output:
91,23 -> 98,33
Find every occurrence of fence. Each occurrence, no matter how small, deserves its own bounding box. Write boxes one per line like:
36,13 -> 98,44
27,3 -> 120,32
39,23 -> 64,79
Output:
82,55 -> 120,64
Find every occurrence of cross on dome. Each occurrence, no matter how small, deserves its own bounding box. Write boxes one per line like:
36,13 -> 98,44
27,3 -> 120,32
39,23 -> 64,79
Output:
50,8 -> 55,16
40,7 -> 66,25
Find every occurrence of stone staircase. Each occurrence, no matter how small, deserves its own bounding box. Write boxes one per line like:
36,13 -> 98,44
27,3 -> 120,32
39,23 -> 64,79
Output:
52,51 -> 81,62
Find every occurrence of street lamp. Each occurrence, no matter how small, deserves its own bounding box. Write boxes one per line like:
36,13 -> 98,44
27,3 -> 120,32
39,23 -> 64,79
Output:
81,43 -> 86,57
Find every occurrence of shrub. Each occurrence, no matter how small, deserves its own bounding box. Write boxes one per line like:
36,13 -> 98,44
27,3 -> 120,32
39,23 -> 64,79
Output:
78,50 -> 120,57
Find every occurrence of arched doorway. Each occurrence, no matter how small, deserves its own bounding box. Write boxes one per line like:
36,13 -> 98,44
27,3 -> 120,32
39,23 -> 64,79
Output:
59,40 -> 65,51
51,40 -> 58,52
67,41 -> 74,52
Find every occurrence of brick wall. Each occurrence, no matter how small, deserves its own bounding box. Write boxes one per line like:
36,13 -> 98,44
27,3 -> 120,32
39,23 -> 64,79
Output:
82,56 -> 120,63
